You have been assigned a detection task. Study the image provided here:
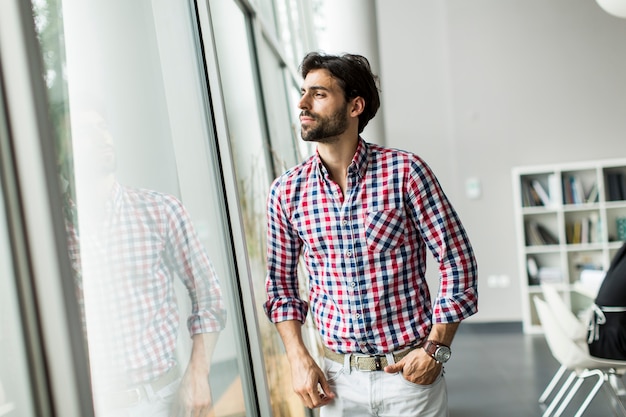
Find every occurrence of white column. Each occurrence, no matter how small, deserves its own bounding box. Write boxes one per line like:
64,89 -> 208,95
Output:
317,0 -> 386,144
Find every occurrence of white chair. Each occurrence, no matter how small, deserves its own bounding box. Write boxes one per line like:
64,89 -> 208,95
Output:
538,284 -> 589,405
534,296 -> 626,417
541,284 -> 588,341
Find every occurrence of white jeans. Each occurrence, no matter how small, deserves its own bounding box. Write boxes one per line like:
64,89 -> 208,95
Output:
320,355 -> 448,417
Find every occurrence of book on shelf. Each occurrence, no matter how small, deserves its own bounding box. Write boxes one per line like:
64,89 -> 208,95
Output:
571,175 -> 584,204
531,179 -> 551,206
538,267 -> 563,283
522,180 -> 543,206
565,213 -> 601,244
527,256 -> 539,285
585,182 -> 599,203
522,176 -> 555,207
562,174 -> 596,205
526,221 -> 559,246
607,172 -> 625,201
526,256 -> 562,285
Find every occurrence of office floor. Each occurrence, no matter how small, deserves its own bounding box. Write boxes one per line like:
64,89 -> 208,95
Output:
446,322 -> 623,417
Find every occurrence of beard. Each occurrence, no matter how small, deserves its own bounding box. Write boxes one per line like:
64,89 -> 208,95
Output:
300,104 -> 350,143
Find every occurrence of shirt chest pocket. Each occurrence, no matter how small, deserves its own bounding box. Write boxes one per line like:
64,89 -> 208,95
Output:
364,209 -> 407,252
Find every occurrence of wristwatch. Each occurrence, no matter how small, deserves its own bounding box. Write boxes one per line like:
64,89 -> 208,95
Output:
423,340 -> 452,364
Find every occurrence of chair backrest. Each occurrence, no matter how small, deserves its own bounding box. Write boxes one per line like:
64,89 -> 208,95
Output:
534,296 -> 596,370
541,284 -> 587,341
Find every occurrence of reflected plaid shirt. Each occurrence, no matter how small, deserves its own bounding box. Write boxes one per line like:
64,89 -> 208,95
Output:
264,139 -> 478,354
66,182 -> 226,385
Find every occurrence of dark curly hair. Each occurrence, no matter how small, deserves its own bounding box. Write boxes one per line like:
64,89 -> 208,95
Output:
300,52 -> 380,134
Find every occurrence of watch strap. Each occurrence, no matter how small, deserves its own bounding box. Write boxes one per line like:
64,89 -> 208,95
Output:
423,340 -> 450,362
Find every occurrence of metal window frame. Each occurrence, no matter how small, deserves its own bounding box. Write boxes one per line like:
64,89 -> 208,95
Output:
0,1 -> 93,416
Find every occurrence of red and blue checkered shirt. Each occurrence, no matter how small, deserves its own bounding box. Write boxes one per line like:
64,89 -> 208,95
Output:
264,139 -> 478,354
66,182 -> 226,386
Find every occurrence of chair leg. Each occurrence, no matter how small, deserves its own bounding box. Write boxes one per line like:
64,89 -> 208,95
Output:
554,375 -> 586,417
609,373 -> 626,397
571,369 -> 604,417
543,372 -> 577,417
603,376 -> 626,417
540,365 -> 568,404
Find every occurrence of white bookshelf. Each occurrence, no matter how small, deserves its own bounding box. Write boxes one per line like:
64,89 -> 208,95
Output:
513,159 -> 626,333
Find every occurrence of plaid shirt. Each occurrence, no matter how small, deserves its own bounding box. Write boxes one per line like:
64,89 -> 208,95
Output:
265,139 -> 478,354
66,182 -> 226,385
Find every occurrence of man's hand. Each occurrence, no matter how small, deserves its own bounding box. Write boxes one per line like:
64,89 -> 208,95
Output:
276,320 -> 335,409
383,347 -> 441,385
289,353 -> 335,409
170,333 -> 219,417
170,366 -> 214,417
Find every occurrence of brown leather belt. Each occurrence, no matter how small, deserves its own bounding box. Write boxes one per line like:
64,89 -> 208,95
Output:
324,346 -> 419,371
105,366 -> 180,409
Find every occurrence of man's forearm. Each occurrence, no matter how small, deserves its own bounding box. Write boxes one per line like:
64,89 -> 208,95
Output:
276,320 -> 311,361
189,332 -> 219,373
427,322 -> 460,346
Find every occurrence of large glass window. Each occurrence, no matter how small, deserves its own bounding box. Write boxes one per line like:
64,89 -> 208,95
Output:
208,1 -> 319,416
207,1 -> 296,415
0,141 -> 34,417
33,0 -> 251,415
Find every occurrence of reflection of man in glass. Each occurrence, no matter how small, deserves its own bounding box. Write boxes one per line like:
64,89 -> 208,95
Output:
64,105 -> 226,417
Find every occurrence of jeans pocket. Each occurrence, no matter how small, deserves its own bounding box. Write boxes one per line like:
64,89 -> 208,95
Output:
397,371 -> 442,390
154,378 -> 181,400
323,358 -> 345,383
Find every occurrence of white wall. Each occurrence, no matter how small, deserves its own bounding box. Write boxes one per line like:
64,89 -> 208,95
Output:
375,0 -> 626,322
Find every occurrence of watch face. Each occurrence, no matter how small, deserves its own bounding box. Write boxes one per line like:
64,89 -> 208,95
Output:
434,346 -> 451,363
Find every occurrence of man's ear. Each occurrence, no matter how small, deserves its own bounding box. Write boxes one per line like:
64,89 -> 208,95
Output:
350,96 -> 365,117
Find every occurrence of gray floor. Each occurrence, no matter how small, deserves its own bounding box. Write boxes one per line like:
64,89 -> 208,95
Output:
446,322 -> 623,417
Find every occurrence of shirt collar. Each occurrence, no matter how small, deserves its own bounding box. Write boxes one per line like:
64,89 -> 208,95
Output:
350,137 -> 369,179
314,137 -> 369,180
107,180 -> 124,212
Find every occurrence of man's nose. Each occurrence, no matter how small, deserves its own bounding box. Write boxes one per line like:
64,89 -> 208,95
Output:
298,94 -> 310,110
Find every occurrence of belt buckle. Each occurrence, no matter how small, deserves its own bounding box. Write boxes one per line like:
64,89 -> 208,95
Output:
354,354 -> 383,371
126,387 -> 142,406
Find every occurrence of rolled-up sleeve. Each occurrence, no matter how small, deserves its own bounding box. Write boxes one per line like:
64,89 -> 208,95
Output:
164,196 -> 227,335
407,158 -> 478,323
264,177 -> 308,324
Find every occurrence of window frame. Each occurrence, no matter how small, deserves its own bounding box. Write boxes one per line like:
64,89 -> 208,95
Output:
0,0 -> 94,416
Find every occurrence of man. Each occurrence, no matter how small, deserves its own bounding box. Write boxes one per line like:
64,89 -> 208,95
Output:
264,52 -> 478,416
65,106 -> 226,417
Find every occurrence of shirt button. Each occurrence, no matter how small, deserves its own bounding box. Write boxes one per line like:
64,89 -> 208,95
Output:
345,251 -> 352,257
342,220 -> 348,226
355,313 -> 361,319
350,282 -> 356,287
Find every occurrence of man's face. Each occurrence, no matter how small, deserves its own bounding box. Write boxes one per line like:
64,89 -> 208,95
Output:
72,110 -> 117,177
298,69 -> 350,143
